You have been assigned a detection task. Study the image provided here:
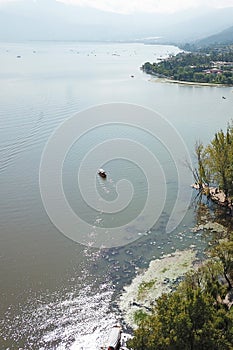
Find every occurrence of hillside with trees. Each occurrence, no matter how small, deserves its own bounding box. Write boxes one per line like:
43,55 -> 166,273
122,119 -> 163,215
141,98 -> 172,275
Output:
196,26 -> 233,48
142,47 -> 233,85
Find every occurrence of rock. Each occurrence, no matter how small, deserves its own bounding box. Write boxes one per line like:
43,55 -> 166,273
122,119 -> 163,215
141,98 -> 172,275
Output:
223,289 -> 233,309
191,221 -> 226,234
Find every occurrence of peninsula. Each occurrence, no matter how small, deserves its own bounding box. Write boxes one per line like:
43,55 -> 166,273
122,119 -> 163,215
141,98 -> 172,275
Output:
142,46 -> 233,85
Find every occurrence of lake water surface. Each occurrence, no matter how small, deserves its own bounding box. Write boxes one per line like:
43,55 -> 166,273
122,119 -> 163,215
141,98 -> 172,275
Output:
0,42 -> 233,349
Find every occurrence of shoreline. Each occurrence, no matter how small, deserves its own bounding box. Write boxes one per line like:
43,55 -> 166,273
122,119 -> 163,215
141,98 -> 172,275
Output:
149,77 -> 233,87
119,249 -> 197,328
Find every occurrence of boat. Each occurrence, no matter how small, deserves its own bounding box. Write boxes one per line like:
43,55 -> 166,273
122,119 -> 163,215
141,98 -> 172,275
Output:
106,325 -> 121,350
98,169 -> 107,178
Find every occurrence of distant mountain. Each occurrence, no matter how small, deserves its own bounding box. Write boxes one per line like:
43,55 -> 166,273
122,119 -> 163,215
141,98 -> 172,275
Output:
158,8 -> 233,44
0,0 -> 233,42
196,26 -> 233,47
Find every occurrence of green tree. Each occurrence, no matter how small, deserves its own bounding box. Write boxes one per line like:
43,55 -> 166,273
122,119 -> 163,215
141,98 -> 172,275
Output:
194,124 -> 233,199
194,141 -> 210,186
128,259 -> 233,350
204,127 -> 233,196
211,241 -> 233,289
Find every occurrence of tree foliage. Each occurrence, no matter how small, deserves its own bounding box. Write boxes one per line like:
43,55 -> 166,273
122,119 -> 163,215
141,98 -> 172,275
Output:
128,233 -> 233,350
128,258 -> 233,350
142,48 -> 233,85
211,240 -> 233,289
128,117 -> 233,350
195,123 -> 233,197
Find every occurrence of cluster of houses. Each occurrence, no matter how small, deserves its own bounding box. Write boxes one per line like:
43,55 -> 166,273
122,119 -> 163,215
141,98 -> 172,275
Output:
203,61 -> 233,75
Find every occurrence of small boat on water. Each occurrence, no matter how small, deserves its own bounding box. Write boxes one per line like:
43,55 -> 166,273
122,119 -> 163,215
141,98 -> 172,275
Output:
106,325 -> 121,350
102,326 -> 132,350
98,169 -> 107,179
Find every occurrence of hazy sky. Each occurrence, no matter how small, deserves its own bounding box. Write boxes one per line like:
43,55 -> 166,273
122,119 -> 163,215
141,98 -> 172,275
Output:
0,0 -> 233,14
59,0 -> 233,14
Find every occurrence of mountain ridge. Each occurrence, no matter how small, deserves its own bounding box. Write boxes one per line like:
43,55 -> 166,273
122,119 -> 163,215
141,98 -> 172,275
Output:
196,25 -> 233,47
0,1 -> 233,42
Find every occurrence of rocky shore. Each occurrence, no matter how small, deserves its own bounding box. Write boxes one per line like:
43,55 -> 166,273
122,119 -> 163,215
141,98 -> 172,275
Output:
191,183 -> 233,215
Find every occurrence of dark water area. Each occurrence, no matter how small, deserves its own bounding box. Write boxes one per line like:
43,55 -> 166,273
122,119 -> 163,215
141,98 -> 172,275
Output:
0,41 -> 233,349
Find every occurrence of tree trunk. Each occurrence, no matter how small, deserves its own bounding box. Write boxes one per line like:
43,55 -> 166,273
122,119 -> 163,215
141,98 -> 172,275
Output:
224,270 -> 232,290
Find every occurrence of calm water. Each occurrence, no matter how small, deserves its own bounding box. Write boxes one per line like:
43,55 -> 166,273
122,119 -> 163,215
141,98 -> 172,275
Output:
0,42 -> 233,349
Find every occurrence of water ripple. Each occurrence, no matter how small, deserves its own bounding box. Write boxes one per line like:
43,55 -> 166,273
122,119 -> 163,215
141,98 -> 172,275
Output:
1,282 -> 118,350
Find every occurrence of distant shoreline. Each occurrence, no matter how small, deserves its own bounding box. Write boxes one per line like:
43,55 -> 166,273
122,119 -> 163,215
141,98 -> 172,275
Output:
150,77 -> 233,87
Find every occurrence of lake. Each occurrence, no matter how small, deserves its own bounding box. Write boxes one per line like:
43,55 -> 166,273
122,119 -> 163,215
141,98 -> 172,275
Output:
0,41 -> 232,349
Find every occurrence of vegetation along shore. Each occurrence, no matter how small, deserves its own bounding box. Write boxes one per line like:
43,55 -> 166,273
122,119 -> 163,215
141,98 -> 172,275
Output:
142,45 -> 233,86
126,122 -> 233,350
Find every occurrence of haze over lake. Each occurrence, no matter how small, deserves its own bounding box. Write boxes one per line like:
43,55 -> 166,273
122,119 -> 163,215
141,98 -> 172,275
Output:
0,41 -> 233,349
